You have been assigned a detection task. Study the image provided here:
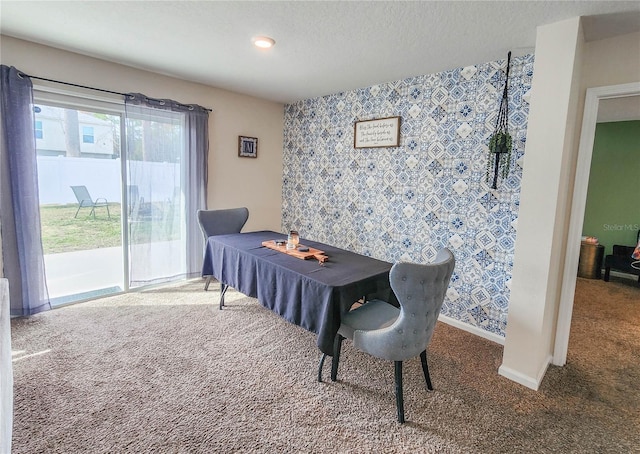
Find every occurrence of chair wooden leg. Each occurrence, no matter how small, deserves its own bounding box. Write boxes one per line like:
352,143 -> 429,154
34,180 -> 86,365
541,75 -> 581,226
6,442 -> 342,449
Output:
395,361 -> 405,424
330,335 -> 343,381
420,350 -> 433,391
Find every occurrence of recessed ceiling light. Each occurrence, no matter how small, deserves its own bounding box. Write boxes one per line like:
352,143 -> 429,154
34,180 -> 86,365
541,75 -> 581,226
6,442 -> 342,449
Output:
253,36 -> 275,49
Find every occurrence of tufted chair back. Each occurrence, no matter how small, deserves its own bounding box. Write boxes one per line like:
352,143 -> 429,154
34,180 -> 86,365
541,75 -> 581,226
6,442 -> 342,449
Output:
354,248 -> 455,362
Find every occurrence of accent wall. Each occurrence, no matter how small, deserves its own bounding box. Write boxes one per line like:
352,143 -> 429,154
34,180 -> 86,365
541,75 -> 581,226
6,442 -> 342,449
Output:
282,55 -> 534,339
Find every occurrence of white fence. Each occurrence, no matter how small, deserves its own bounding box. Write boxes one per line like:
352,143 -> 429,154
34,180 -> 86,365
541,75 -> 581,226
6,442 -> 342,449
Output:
37,156 -> 180,205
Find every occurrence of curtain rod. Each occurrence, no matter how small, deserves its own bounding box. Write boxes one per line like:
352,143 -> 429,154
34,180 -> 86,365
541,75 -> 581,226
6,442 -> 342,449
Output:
17,71 -> 213,112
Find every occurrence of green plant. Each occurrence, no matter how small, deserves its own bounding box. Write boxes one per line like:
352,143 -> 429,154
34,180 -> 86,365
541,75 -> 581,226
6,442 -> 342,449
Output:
486,130 -> 513,181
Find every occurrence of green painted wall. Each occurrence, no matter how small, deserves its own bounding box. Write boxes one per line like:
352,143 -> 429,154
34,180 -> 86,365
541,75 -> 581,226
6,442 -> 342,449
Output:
582,120 -> 640,256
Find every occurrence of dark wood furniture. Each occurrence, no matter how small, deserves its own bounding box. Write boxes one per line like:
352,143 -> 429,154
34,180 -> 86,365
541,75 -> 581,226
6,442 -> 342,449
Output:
603,230 -> 640,284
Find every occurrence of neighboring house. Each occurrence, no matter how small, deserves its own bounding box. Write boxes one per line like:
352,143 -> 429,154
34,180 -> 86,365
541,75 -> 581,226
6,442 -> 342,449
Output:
34,105 -> 116,158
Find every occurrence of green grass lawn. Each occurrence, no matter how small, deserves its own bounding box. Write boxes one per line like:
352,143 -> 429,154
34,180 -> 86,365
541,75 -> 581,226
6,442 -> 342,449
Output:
40,203 -> 183,255
40,204 -> 122,255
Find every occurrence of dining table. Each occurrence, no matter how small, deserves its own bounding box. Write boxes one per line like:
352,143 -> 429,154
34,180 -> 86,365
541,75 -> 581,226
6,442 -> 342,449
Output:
201,230 -> 395,378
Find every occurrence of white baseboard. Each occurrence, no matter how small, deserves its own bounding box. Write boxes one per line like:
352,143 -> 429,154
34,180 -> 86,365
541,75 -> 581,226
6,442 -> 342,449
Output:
498,354 -> 552,391
437,314 -> 505,345
437,314 -> 555,391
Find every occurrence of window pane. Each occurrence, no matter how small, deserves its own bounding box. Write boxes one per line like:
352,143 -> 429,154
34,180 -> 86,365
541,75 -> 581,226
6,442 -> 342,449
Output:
34,103 -> 124,305
82,126 -> 94,144
35,120 -> 43,139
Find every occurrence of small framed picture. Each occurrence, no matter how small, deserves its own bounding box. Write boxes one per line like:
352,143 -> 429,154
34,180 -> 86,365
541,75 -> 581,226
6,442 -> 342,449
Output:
238,136 -> 258,158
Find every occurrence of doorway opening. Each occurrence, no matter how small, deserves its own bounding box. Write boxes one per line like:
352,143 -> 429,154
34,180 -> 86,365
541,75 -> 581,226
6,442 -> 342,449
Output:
554,82 -> 640,366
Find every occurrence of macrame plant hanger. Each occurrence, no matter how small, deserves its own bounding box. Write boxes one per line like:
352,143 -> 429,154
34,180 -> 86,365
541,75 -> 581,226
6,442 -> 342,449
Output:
487,51 -> 512,190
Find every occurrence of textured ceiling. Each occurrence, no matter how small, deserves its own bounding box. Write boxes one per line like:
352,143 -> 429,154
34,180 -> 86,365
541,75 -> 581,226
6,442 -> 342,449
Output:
1,1 -> 639,104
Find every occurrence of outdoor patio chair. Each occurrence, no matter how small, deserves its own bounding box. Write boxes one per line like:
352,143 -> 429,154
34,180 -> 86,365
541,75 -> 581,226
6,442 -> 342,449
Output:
70,185 -> 110,219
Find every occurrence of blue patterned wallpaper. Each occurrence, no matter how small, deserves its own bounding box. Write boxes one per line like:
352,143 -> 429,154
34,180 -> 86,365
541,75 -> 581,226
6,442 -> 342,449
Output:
282,54 -> 534,338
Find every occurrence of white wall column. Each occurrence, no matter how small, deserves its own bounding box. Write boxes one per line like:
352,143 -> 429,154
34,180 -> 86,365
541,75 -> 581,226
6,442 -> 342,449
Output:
499,17 -> 584,389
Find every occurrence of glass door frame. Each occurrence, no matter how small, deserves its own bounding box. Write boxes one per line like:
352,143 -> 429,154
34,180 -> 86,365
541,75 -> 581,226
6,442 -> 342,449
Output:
33,84 -> 132,299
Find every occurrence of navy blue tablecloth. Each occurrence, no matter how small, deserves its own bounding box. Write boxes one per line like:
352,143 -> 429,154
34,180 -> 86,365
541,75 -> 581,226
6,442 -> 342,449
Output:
202,231 -> 394,355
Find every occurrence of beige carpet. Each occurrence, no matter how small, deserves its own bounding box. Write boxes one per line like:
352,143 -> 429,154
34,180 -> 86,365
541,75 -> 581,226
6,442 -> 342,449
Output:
10,276 -> 640,453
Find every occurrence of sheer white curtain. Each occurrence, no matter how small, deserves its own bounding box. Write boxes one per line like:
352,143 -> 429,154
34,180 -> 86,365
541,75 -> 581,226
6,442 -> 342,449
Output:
124,93 -> 208,287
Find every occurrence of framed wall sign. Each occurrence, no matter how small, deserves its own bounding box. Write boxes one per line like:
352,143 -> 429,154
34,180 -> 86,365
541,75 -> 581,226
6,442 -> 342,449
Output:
354,116 -> 401,148
238,136 -> 258,158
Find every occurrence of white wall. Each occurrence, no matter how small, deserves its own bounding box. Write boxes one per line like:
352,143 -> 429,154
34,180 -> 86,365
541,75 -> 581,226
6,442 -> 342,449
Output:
582,31 -> 640,89
500,17 -> 584,389
0,35 -> 285,233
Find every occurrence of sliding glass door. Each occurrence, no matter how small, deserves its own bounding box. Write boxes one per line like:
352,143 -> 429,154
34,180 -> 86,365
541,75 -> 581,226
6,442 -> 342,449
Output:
34,101 -> 124,305
34,89 -> 188,303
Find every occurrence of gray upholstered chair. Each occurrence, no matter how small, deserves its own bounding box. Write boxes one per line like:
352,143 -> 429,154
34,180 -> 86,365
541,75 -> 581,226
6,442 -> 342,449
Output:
197,207 -> 249,291
330,248 -> 455,424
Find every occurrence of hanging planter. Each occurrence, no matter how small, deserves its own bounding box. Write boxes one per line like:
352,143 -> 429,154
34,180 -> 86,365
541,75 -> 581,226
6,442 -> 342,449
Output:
486,51 -> 513,190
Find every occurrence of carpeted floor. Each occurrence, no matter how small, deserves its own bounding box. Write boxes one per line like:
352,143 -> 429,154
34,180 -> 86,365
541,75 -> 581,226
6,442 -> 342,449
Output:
10,276 -> 640,453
